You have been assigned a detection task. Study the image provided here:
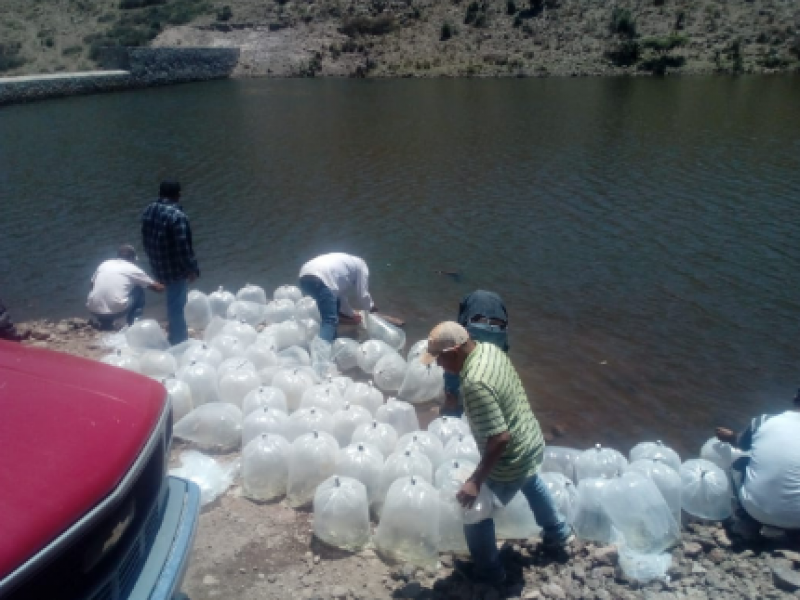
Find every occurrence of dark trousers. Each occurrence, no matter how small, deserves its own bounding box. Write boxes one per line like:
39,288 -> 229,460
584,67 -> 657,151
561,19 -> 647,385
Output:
299,275 -> 340,342
93,286 -> 146,330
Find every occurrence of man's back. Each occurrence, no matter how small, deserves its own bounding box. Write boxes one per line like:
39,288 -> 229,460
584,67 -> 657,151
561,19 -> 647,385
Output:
141,200 -> 197,283
87,259 -> 153,315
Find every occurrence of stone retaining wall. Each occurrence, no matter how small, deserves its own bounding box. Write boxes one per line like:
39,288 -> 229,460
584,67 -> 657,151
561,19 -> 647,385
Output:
0,47 -> 240,106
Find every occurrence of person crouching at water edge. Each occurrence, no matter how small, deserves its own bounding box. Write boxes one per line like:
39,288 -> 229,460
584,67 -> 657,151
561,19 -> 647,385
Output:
86,244 -> 165,330
441,289 -> 509,418
422,322 -> 573,586
298,252 -> 378,342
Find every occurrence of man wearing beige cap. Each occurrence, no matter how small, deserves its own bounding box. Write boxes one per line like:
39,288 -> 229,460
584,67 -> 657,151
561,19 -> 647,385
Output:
422,321 -> 572,585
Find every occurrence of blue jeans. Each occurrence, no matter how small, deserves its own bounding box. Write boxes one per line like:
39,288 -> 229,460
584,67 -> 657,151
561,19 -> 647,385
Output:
166,280 -> 189,345
299,276 -> 340,342
441,323 -> 509,418
93,286 -> 146,329
464,473 -> 570,579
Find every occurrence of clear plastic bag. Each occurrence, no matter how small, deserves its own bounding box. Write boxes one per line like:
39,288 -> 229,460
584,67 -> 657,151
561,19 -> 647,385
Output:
301,383 -> 345,414
356,340 -> 396,375
217,358 -> 257,381
571,477 -> 614,544
221,320 -> 258,347
541,446 -> 581,483
629,441 -> 681,473
242,433 -> 291,501
429,417 -> 472,448
299,319 -> 321,346
184,290 -> 212,331
352,421 -> 398,458
126,319 -> 169,351
599,471 -> 680,554
286,431 -> 339,508
626,459 -> 682,527
243,386 -> 288,416
331,403 -> 373,447
540,472 -> 578,523
494,492 -> 541,539
434,459 -> 478,489
575,445 -> 628,482
295,296 -> 321,322
272,368 -> 314,412
242,407 -> 290,447
680,459 -> 732,520
699,437 -> 743,471
208,286 -> 235,318
375,398 -> 420,438
406,340 -> 428,364
274,284 -> 303,303
615,529 -> 672,584
174,403 -> 243,451
437,476 -> 470,554
335,442 -> 385,504
210,335 -> 246,361
101,350 -> 141,373
313,476 -> 371,551
397,431 -> 445,470
163,378 -> 193,423
329,375 -> 353,397
286,407 -> 334,442
264,299 -> 296,324
343,381 -> 384,415
170,450 -> 238,506
226,300 -> 266,327
236,283 -> 267,305
332,338 -> 361,372
181,343 -> 223,369
462,482 -> 495,525
374,476 -> 440,569
258,366 -> 282,386
365,313 -> 407,351
277,345 -> 311,368
270,321 -> 306,351
244,343 -> 278,371
373,353 -> 408,392
442,434 -> 481,466
309,336 -> 334,379
177,361 -> 220,405
218,368 -> 261,409
203,315 -> 228,344
397,362 -> 445,405
374,449 -> 433,518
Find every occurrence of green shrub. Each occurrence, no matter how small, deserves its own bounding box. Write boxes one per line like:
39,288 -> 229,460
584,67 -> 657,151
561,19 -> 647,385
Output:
790,35 -> 800,58
506,0 -> 517,15
639,34 -> 687,74
440,22 -> 453,40
606,39 -> 640,66
610,7 -> 636,38
0,43 -> 25,72
62,45 -> 83,56
760,49 -> 788,68
341,15 -> 396,37
217,5 -> 233,21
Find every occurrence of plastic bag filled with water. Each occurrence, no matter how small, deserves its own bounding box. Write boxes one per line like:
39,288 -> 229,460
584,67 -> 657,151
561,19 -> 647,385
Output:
301,382 -> 345,414
219,368 -> 261,408
202,315 -> 228,344
406,340 -> 428,364
237,283 -> 268,305
244,343 -> 278,371
274,284 -> 303,303
335,442 -> 384,504
295,296 -> 321,322
542,446 -> 581,483
181,343 -> 223,369
630,440 -> 681,473
101,350 -> 141,373
434,459 -> 478,489
314,476 -> 371,551
243,386 -> 288,416
277,346 -> 311,368
167,339 -> 202,362
374,449 -> 433,518
208,287 -> 236,318
170,450 -> 238,506
184,290 -> 212,331
437,475 -> 470,554
572,477 -> 614,544
210,335 -> 246,361
217,357 -> 256,381
286,407 -> 334,442
373,353 -> 408,392
374,476 -> 440,569
227,300 -> 266,327
264,299 -> 296,324
286,431 -> 339,508
680,459 -> 732,521
365,313 -> 406,351
242,433 -> 291,501
375,398 -> 420,438
332,338 -> 361,372
331,403 -> 373,447
242,407 -> 290,447
699,437 -> 743,471
540,472 -> 578,523
397,431 -> 445,470
462,482 -> 495,525
343,381 -> 384,415
309,336 -> 334,379
298,318 -> 321,346
429,416 -> 471,448
174,403 -> 243,451
575,445 -> 628,482
221,320 -> 258,347
442,434 -> 481,466
177,361 -> 219,405
126,319 -> 169,351
626,459 -> 682,526
357,340 -> 397,375
397,362 -> 445,404
272,368 -> 314,412
329,375 -> 353,397
599,471 -> 680,554
163,377 -> 193,423
352,421 -> 398,458
614,528 -> 673,584
494,492 -> 541,539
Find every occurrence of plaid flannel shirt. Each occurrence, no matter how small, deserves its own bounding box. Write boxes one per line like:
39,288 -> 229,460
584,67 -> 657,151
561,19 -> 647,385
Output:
140,199 -> 199,284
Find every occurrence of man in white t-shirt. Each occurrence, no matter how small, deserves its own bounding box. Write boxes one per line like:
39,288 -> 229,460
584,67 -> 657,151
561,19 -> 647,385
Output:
716,391 -> 800,532
87,245 -> 165,330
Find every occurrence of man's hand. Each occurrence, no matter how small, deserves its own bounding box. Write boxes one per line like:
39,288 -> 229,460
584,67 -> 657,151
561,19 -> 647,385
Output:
715,427 -> 737,444
150,282 -> 165,293
188,272 -> 198,284
456,478 -> 481,509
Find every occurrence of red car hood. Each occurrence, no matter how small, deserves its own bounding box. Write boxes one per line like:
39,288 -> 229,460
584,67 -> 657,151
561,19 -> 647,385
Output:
0,342 -> 166,579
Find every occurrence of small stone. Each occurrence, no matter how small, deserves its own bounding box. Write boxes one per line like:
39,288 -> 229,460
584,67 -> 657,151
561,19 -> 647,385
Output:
541,583 -> 566,599
692,563 -> 707,575
313,555 -> 321,564
591,546 -> 618,567
440,555 -> 453,568
203,575 -> 219,585
683,542 -> 703,558
591,566 -> 615,579
713,528 -> 733,548
594,591 -> 611,600
258,573 -> 265,579
268,575 -> 277,583
239,568 -> 246,574
572,566 -> 586,583
523,591 -> 543,599
708,548 -> 726,564
328,585 -> 348,599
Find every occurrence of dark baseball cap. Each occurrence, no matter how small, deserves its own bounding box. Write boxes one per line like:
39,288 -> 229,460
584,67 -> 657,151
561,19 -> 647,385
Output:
159,180 -> 182,198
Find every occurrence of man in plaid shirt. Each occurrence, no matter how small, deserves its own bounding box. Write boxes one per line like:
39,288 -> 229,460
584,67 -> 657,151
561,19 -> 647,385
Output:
141,181 -> 200,345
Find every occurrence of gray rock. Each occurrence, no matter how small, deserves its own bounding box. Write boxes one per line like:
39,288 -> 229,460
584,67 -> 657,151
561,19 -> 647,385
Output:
328,585 -> 348,599
691,563 -> 707,575
682,542 -> 703,558
713,528 -> 733,548
541,583 -> 566,599
591,546 -> 618,567
772,564 -> 800,592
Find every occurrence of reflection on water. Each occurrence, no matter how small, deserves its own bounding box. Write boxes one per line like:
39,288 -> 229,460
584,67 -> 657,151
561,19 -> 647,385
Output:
2,76 -> 800,454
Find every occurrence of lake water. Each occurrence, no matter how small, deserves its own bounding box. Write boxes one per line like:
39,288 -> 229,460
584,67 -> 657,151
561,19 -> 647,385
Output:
2,76 -> 799,455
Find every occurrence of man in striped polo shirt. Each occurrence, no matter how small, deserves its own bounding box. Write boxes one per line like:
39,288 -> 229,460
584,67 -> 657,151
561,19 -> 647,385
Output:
423,321 -> 572,585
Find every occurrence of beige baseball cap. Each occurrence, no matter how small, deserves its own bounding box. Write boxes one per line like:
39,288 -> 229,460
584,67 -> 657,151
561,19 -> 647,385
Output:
420,321 -> 470,365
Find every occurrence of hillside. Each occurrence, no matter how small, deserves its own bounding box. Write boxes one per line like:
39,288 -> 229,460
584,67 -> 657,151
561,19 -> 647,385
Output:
1,0 -> 798,78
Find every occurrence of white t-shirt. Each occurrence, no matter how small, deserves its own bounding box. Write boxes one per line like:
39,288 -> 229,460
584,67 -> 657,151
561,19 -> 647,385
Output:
741,410 -> 800,529
86,259 -> 155,315
299,253 -> 374,317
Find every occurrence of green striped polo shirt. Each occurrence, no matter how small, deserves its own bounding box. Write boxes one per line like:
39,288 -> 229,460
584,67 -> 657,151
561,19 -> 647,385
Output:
461,342 -> 544,482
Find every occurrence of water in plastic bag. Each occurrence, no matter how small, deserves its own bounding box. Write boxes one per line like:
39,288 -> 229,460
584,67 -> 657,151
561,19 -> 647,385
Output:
237,283 -> 267,305
203,315 -> 228,343
309,336 -> 334,379
272,368 -> 314,412
343,382 -> 384,415
244,344 -> 278,371
242,433 -> 291,501
243,386 -> 288,416
277,346 -> 311,368
352,421 -> 398,458
221,320 -> 258,347
174,403 -> 243,451
301,383 -> 345,414
540,472 -> 578,523
357,340 -> 397,374
314,475 -> 371,551
494,492 -> 541,539
101,350 -> 141,373
680,459 -> 732,521
295,296 -> 321,322
437,476 -> 470,554
599,471 -> 680,554
615,528 -> 672,584
373,353 -> 408,392
299,319 -> 321,346
574,445 -> 628,482
626,459 -> 682,526
181,343 -> 223,369
170,450 -> 238,506
258,366 -> 282,386
177,361 -> 219,405
208,286 -> 236,318
329,375 -> 353,397
264,299 -> 296,324
428,416 -> 471,448
286,431 -> 339,508
242,407 -> 290,447
217,358 -> 257,381
286,407 -> 334,441
335,442 -> 384,504
163,378 -> 193,423
572,477 -> 614,544
406,340 -> 428,364
227,300 -> 266,327
434,459 -> 478,489
397,362 -> 445,404
365,313 -> 407,351
331,403 -> 373,447
126,319 -> 169,351
462,482 -> 495,525
442,434 -> 481,466
374,449 -> 433,518
332,338 -> 361,372
630,441 -> 681,473
218,368 -> 261,408
397,431 -> 445,470
274,284 -> 303,303
541,446 -> 581,483
375,398 -> 420,438
699,437 -> 743,471
185,290 -> 213,331
210,335 -> 246,361
374,476 -> 440,569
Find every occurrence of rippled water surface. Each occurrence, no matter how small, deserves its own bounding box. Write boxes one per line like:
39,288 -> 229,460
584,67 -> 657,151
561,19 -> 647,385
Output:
2,77 -> 799,453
